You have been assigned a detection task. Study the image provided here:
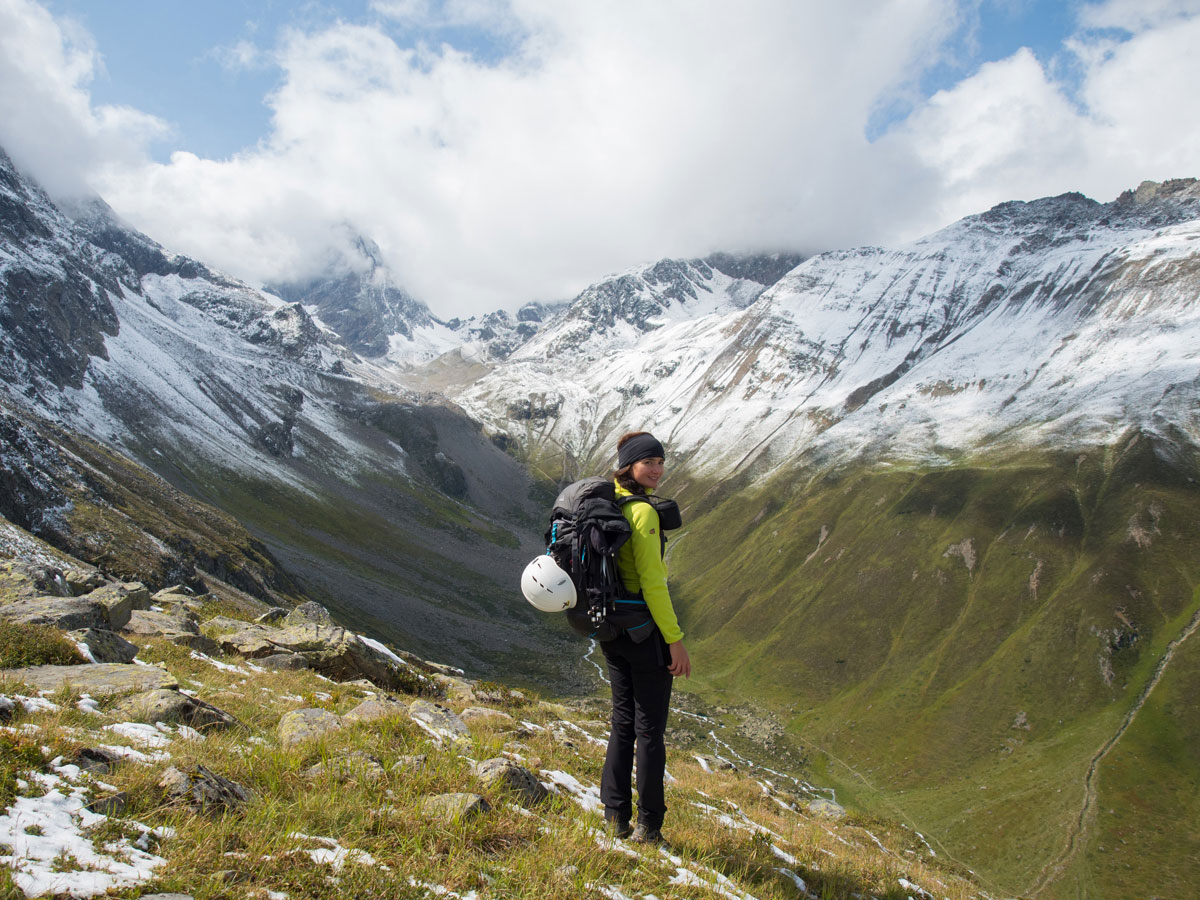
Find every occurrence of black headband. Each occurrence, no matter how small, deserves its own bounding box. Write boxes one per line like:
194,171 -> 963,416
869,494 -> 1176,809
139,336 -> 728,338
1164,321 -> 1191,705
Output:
618,433 -> 665,469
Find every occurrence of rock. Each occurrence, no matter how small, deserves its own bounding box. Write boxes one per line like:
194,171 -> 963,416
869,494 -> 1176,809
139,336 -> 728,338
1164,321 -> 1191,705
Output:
392,754 -> 427,773
303,752 -> 386,782
472,758 -> 547,807
419,792 -> 490,824
201,616 -> 254,633
258,652 -> 309,671
109,689 -> 242,730
85,791 -> 128,815
125,609 -> 219,654
283,601 -> 333,626
474,685 -> 524,706
124,608 -> 200,636
160,765 -> 252,812
71,747 -> 122,774
0,663 -> 177,695
152,585 -> 193,603
0,596 -> 108,630
0,561 -> 71,600
461,707 -> 516,725
215,626 -> 278,658
693,754 -> 737,773
278,707 -> 342,747
255,607 -> 289,625
409,700 -> 470,743
432,675 -> 476,703
88,582 -> 150,628
63,568 -> 105,597
67,628 -> 140,664
806,798 -> 846,820
342,697 -> 408,723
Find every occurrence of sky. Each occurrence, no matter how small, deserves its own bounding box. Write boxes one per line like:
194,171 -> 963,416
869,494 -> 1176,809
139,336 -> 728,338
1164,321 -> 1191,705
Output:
1,0 -> 1199,318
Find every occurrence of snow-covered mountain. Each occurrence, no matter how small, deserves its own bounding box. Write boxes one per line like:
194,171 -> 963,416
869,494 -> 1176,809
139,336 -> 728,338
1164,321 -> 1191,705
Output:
443,180 -> 1200,478
0,145 -> 570,678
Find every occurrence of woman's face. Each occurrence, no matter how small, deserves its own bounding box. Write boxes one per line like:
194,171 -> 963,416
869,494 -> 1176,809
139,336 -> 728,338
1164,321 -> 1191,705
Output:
632,456 -> 665,490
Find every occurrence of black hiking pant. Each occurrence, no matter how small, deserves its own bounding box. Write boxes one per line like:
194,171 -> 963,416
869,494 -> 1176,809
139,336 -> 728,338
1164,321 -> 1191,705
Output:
600,632 -> 673,829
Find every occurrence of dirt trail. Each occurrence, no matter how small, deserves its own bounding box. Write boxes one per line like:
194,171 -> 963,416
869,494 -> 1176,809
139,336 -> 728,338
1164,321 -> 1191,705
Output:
1028,603 -> 1200,897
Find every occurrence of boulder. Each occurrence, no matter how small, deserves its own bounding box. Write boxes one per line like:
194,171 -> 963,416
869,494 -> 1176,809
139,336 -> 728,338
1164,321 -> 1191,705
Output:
278,707 -> 342,748
342,697 -> 409,723
215,626 -> 278,658
68,628 -> 139,664
419,792 -> 490,824
461,707 -> 516,725
85,791 -> 128,816
71,747 -> 123,774
0,596 -> 108,630
257,652 -> 309,671
0,663 -> 177,696
283,601 -> 333,626
202,616 -> 254,633
255,607 -> 289,625
152,585 -> 193,603
160,765 -> 252,812
432,675 -> 477,703
88,582 -> 150,628
63,568 -> 105,596
472,758 -> 548,807
409,700 -> 470,744
124,608 -> 201,636
0,562 -> 71,600
125,609 -> 219,653
806,798 -> 846,820
109,689 -> 241,730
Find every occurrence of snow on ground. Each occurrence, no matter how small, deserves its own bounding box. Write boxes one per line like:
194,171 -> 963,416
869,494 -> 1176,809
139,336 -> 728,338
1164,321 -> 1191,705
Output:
0,769 -> 168,898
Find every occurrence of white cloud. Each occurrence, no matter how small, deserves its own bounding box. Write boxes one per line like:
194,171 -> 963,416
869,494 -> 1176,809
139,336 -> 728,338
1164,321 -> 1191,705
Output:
884,0 -> 1200,233
1,0 -> 1197,318
0,0 -> 167,197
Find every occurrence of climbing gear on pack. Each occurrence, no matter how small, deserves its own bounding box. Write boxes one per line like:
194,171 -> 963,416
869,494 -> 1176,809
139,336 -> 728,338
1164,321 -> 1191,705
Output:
520,555 -> 577,612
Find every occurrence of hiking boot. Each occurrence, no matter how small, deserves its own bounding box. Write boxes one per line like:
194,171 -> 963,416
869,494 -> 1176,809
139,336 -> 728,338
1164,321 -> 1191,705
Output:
604,817 -> 632,840
630,824 -> 669,848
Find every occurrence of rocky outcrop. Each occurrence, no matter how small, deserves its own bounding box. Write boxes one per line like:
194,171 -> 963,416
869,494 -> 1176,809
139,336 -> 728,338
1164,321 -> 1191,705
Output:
68,628 -> 139,664
472,758 -> 547,808
409,700 -> 470,744
215,622 -> 411,689
159,765 -> 252,812
278,708 -> 342,748
0,662 -> 177,695
109,689 -> 241,730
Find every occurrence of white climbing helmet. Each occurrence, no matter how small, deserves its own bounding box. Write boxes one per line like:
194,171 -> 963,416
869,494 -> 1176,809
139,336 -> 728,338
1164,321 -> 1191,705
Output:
521,555 -> 577,612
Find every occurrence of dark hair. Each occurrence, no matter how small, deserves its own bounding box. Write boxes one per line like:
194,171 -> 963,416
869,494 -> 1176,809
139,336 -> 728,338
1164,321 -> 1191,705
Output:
612,431 -> 651,495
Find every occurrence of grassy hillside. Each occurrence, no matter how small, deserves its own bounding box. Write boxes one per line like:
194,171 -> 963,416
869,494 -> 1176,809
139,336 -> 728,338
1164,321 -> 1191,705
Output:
668,429 -> 1200,898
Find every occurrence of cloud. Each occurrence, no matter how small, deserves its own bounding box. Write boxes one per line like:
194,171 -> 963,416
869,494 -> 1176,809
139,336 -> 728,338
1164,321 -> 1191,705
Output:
884,0 -> 1200,232
1,0 -> 1197,318
0,0 -> 167,198
84,0 -> 962,314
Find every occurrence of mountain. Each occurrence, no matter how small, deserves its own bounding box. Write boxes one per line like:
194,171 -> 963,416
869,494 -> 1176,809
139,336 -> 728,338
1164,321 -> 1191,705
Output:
5,130 -> 1200,897
445,182 -> 1200,480
0,146 -> 576,686
424,180 -> 1200,897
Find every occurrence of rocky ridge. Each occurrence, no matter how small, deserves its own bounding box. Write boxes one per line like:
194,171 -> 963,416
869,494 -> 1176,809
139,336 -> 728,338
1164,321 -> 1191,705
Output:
444,180 -> 1200,479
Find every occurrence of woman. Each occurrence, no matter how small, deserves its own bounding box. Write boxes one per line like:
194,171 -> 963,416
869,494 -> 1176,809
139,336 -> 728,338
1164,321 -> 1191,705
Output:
601,430 -> 691,846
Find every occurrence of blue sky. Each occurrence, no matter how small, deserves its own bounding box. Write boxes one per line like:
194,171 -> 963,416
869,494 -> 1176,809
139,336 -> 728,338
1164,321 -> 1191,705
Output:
4,0 -> 1199,316
51,0 -> 1083,162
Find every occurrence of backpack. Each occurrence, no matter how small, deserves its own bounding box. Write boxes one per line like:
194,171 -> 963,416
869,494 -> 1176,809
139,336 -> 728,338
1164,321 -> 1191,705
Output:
544,477 -> 680,643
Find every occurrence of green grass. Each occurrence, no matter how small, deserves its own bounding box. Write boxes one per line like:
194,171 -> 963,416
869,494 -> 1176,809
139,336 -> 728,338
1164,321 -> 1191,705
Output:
0,621 -> 86,668
667,436 -> 1200,897
0,633 -> 992,900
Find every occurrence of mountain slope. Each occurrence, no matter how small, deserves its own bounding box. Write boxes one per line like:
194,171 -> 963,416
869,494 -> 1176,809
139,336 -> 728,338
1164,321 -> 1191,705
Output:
449,181 -> 1200,479
0,146 -> 574,685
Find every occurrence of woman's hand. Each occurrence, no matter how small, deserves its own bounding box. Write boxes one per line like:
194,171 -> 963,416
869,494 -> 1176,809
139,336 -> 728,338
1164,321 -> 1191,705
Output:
667,640 -> 691,678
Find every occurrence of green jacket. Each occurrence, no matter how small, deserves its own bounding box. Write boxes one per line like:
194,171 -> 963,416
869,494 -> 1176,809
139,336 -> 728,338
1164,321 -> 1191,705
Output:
615,481 -> 684,644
